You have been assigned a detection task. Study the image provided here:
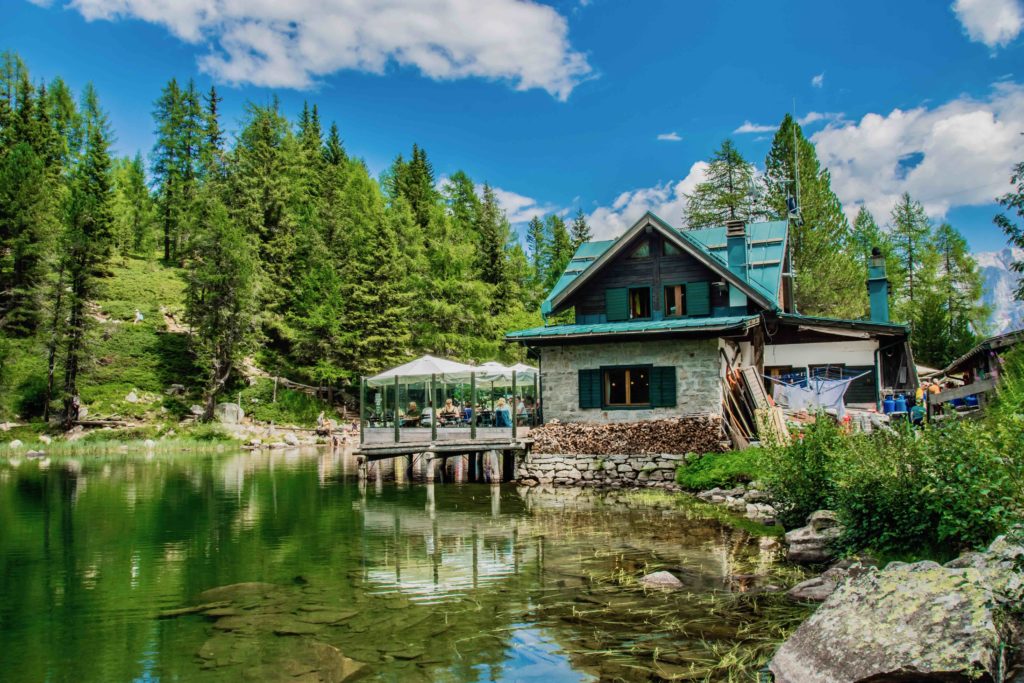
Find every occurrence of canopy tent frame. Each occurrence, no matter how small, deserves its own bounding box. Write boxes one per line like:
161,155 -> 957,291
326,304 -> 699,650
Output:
360,355 -> 538,445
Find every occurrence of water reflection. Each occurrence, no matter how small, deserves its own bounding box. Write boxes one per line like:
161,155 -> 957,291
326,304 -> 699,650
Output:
0,448 -> 808,682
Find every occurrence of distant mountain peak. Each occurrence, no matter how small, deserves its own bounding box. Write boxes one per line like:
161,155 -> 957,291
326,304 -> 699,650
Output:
975,248 -> 1024,335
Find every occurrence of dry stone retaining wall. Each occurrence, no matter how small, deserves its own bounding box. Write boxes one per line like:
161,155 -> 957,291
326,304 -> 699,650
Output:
517,451 -> 690,488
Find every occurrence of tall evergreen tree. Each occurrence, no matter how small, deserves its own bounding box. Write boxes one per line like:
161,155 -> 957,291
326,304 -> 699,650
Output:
933,222 -> 987,354
0,142 -> 50,334
184,191 -> 260,419
60,84 -> 113,427
995,154 -> 1024,301
570,208 -> 592,249
323,122 -> 346,166
151,78 -> 185,261
763,115 -> 865,317
683,139 -> 768,228
545,214 -> 573,289
889,192 -> 932,311
110,153 -> 154,255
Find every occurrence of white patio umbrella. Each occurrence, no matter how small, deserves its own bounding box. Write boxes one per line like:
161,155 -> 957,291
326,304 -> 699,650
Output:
366,355 -> 476,387
475,361 -> 537,383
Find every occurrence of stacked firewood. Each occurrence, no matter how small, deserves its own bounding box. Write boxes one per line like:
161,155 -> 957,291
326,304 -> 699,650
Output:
531,417 -> 725,455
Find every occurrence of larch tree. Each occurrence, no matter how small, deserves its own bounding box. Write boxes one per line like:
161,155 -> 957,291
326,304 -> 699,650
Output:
545,214 -> 573,289
570,208 -> 592,249
763,115 -> 865,318
889,192 -> 932,316
995,153 -> 1024,301
933,222 -> 987,356
184,191 -> 260,419
61,84 -> 113,428
110,153 -> 154,256
682,139 -> 768,228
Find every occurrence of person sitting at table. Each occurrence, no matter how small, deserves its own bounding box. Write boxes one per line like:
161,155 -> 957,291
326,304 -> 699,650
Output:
401,401 -> 420,427
439,398 -> 460,423
494,397 -> 512,427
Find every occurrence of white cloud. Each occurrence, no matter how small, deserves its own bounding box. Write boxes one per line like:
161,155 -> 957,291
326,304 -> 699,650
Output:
585,162 -> 709,239
488,186 -> 562,224
656,131 -> 682,142
811,82 -> 1024,224
734,120 -> 778,134
55,0 -> 592,99
952,0 -> 1024,48
798,111 -> 844,126
811,72 -> 825,88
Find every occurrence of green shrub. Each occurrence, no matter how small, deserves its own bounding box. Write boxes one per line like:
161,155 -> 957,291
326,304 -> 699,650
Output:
239,379 -> 331,426
762,417 -> 845,528
675,450 -> 763,490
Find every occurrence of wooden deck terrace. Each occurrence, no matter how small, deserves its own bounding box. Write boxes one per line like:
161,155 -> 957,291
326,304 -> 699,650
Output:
355,426 -> 533,461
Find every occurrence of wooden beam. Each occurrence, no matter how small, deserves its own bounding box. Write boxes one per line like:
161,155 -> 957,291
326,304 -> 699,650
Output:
430,373 -> 437,442
393,375 -> 400,443
359,377 -> 367,445
928,377 -> 998,406
470,372 -> 477,440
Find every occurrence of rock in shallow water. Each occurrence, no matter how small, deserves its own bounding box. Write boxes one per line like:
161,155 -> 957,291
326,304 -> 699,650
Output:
770,531 -> 1024,683
785,510 -> 843,564
638,571 -> 684,590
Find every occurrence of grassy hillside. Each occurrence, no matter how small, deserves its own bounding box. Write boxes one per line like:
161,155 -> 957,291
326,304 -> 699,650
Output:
1,254 -> 332,431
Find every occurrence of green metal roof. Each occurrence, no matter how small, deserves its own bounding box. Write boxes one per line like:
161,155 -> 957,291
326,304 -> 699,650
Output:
681,219 -> 789,305
506,315 -> 759,340
540,212 -> 787,315
775,312 -> 910,333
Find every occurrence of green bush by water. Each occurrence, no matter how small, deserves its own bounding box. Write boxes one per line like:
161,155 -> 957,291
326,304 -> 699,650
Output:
675,450 -> 764,491
760,396 -> 1023,557
238,379 -> 333,427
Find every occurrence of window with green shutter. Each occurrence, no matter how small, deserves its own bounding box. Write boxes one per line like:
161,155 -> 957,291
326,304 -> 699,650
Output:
605,287 -> 628,321
650,366 -> 677,407
578,369 -> 601,409
685,281 -> 711,316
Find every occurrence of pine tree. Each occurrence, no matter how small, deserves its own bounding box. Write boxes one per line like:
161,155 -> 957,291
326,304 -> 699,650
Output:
323,122 -> 346,166
477,184 -> 513,306
570,208 -> 592,249
889,192 -> 932,313
199,85 -> 224,180
545,214 -> 573,289
764,115 -> 866,317
151,78 -> 185,261
933,222 -> 987,355
61,84 -> 113,427
683,139 -> 768,228
995,155 -> 1024,301
0,142 -> 50,334
110,153 -> 154,255
184,191 -> 260,419
443,170 -> 481,238
228,101 -> 299,310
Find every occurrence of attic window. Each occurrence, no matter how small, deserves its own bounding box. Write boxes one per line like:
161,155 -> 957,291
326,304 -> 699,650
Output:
663,240 -> 682,256
629,239 -> 650,259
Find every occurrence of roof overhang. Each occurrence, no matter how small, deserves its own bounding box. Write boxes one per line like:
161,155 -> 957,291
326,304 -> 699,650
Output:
506,316 -> 760,345
772,312 -> 910,337
548,212 -> 775,314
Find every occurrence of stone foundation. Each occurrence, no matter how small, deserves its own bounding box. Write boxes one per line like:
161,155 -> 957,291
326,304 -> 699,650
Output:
517,451 -> 691,488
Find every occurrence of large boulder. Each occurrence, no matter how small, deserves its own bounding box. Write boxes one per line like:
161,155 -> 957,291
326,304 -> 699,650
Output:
214,402 -> 244,424
770,530 -> 1024,683
785,510 -> 844,564
638,571 -> 684,590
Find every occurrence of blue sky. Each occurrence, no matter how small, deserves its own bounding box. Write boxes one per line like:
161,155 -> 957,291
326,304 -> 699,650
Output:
5,0 -> 1024,252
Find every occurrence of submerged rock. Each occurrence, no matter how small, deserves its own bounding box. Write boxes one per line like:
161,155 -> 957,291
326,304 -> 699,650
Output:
785,510 -> 843,564
770,531 -> 1024,683
197,581 -> 279,602
638,571 -> 684,590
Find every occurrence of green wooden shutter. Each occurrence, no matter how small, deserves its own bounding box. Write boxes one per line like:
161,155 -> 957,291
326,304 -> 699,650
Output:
685,281 -> 710,316
578,369 -> 602,409
605,288 -> 628,321
650,366 -> 677,407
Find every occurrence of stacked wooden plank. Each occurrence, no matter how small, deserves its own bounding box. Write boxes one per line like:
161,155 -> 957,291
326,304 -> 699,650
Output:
531,417 -> 725,455
721,367 -> 790,448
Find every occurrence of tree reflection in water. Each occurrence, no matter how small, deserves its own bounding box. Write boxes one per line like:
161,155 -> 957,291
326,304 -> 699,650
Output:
0,449 -> 810,682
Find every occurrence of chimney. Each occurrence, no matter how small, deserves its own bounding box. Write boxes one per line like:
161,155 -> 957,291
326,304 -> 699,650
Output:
725,220 -> 747,276
867,246 -> 890,323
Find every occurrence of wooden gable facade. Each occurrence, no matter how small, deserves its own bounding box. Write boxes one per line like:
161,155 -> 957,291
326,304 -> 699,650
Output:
553,227 -> 759,324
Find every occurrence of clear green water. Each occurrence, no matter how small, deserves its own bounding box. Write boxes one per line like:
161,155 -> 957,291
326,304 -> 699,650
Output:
0,449 -> 809,682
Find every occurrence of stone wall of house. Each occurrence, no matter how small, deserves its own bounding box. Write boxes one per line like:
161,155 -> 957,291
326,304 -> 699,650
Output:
516,451 -> 690,488
539,338 -> 721,423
